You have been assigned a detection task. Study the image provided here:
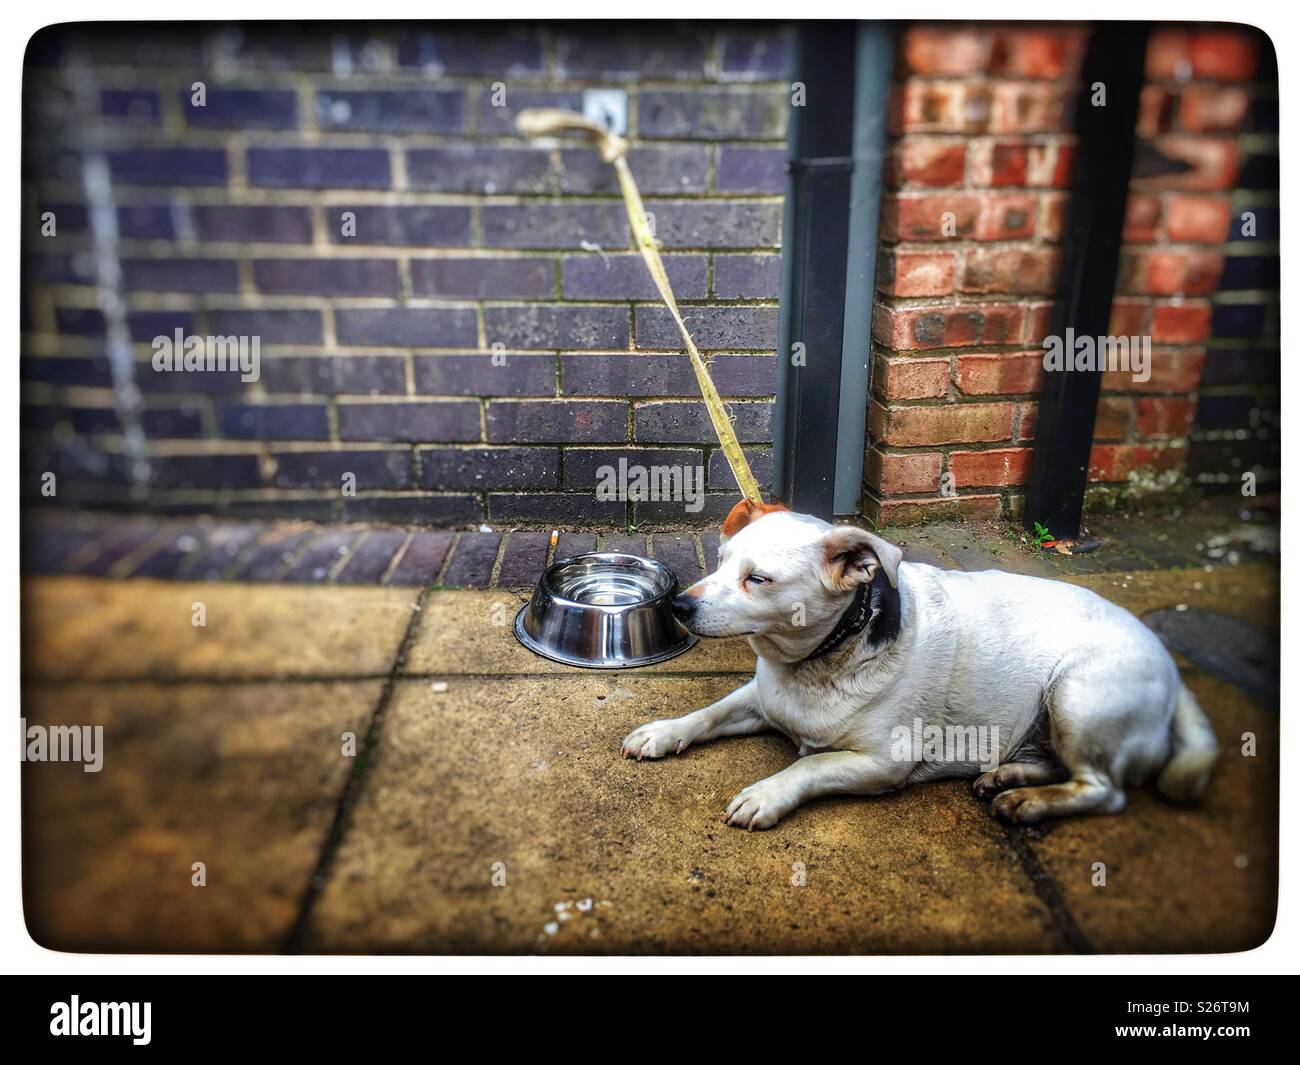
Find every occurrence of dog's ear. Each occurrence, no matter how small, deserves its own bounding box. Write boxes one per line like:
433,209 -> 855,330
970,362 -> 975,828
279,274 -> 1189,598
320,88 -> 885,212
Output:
821,526 -> 902,590
720,498 -> 788,544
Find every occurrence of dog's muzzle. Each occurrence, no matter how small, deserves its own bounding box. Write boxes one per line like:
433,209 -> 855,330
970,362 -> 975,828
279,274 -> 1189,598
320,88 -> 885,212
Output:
670,594 -> 697,622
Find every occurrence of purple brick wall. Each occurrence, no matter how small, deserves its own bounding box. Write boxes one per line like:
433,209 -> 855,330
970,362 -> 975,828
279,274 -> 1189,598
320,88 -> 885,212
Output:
21,23 -> 789,528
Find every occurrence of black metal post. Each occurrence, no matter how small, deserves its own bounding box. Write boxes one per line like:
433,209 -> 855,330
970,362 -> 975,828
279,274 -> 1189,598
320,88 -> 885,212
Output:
1022,24 -> 1150,540
774,23 -> 857,518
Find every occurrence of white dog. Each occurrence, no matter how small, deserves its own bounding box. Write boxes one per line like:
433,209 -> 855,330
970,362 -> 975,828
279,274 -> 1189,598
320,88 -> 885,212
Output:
622,501 -> 1219,831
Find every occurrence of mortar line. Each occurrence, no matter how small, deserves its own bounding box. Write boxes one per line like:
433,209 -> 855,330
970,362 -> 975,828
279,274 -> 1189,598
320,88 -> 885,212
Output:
486,531 -> 509,588
999,822 -> 1094,954
268,529 -> 326,582
282,579 -> 438,953
325,530 -> 363,582
432,531 -> 461,585
104,525 -> 184,580
378,531 -> 415,586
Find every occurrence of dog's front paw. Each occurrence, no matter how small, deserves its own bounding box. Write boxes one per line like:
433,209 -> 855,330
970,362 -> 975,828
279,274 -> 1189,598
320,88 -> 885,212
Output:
723,779 -> 792,831
974,764 -> 1020,797
621,719 -> 690,761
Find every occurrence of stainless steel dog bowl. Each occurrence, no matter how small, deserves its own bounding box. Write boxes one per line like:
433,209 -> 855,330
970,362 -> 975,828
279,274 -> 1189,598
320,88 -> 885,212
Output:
514,552 -> 697,668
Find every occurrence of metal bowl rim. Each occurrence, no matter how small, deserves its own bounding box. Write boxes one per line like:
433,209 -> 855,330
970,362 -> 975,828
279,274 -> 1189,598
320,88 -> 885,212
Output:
540,551 -> 678,612
512,605 -> 698,669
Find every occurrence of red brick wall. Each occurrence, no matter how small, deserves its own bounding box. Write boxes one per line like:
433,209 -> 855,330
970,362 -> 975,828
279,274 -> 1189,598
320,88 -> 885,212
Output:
1109,27 -> 1267,486
865,23 -> 1265,526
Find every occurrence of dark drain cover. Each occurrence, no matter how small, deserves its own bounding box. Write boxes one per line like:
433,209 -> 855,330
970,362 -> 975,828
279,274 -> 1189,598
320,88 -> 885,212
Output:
1144,608 -> 1278,709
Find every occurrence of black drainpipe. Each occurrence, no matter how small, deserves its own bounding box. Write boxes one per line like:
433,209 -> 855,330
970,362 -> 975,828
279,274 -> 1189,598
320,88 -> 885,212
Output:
1022,23 -> 1150,540
772,23 -> 859,518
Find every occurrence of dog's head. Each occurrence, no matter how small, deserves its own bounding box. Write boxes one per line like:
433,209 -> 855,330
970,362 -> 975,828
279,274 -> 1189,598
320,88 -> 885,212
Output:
672,500 -> 903,651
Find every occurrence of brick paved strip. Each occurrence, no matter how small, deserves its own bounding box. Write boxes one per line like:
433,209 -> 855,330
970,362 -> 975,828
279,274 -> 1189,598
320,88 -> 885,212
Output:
80,522 -> 165,577
128,524 -> 208,578
440,531 -> 502,588
180,524 -> 262,580
229,528 -> 316,581
496,531 -> 550,587
699,531 -> 721,571
23,524 -> 101,574
553,532 -> 596,561
651,534 -> 702,587
335,531 -> 408,585
600,533 -> 646,556
281,530 -> 360,583
388,531 -> 453,586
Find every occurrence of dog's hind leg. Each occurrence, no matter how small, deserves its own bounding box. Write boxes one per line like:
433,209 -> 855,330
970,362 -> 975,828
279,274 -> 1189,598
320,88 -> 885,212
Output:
987,651 -> 1178,823
990,772 -> 1126,823
622,679 -> 764,760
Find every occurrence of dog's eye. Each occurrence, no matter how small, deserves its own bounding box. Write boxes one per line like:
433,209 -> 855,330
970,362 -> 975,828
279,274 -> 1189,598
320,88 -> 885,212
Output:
746,573 -> 771,586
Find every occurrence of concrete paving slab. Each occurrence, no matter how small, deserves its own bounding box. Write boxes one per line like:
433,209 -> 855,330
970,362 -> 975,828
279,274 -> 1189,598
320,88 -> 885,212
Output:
17,551 -> 1277,955
23,577 -> 420,680
402,589 -> 756,677
23,680 -> 382,952
304,676 -> 1059,954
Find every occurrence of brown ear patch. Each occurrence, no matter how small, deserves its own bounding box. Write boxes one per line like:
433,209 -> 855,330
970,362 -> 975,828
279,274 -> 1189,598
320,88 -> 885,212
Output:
720,498 -> 788,540
823,539 -> 879,590
820,525 -> 902,589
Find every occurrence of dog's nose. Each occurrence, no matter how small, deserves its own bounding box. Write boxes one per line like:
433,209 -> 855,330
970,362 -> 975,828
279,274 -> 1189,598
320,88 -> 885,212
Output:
670,593 -> 696,620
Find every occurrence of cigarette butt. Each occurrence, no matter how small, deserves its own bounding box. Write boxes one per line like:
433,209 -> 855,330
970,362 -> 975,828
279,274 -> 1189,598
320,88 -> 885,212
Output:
549,530 -> 559,547
431,681 -> 448,694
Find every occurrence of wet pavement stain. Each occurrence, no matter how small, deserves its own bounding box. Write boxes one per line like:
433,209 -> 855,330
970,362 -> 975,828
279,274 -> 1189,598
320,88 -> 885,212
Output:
1145,607 -> 1279,709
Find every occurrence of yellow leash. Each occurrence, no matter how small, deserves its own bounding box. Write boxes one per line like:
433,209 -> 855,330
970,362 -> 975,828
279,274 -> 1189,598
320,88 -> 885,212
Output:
516,108 -> 765,505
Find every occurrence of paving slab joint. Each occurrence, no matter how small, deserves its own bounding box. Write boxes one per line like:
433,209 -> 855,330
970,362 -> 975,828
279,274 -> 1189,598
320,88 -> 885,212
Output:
282,580 -> 438,952
1000,823 -> 1094,954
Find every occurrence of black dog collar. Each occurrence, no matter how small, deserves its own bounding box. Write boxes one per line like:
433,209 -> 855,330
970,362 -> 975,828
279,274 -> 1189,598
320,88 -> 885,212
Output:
802,582 -> 873,662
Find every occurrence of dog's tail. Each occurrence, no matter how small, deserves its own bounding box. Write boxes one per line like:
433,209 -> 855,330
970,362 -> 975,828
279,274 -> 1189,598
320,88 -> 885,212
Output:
1156,684 -> 1219,802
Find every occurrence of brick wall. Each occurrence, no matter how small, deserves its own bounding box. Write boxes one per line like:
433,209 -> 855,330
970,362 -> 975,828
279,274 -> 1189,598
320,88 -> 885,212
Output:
868,24 -> 1085,525
1169,32 -> 1280,496
1105,26 -> 1272,495
865,22 -> 1275,526
21,23 -> 789,527
23,22 -> 1277,532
